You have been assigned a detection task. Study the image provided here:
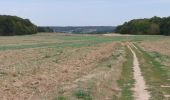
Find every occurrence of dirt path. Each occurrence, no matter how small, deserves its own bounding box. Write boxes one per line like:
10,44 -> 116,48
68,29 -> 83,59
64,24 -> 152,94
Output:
128,44 -> 150,100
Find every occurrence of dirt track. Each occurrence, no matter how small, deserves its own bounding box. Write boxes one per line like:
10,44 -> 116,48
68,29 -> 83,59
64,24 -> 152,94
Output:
128,44 -> 150,100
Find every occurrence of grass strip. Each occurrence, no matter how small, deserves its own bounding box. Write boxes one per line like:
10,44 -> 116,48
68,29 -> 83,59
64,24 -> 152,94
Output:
117,46 -> 134,100
133,43 -> 170,100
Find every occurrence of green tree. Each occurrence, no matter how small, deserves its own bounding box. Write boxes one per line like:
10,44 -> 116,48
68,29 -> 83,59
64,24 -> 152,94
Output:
0,15 -> 37,36
115,16 -> 170,35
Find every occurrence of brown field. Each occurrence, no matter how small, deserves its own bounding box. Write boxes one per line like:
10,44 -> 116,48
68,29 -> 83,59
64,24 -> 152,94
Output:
0,33 -> 169,100
140,38 -> 170,56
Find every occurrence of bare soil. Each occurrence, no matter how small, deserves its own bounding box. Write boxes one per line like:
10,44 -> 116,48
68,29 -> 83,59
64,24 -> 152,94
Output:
0,42 -> 122,100
140,38 -> 170,57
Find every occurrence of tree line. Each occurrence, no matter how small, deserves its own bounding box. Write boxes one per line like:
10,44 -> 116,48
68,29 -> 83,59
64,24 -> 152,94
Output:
0,15 -> 37,36
37,27 -> 53,33
115,16 -> 170,35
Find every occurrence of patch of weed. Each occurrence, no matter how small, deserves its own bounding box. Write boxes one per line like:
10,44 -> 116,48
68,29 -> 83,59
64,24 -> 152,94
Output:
74,89 -> 92,100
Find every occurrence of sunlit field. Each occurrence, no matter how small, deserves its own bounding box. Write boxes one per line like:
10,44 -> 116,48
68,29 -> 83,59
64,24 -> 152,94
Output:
0,33 -> 169,100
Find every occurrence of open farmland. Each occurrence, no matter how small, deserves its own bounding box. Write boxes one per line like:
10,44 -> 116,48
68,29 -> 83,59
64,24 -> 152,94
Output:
0,33 -> 169,100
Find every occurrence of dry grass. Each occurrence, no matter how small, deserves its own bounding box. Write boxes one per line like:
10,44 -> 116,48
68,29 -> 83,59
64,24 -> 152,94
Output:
140,37 -> 170,56
0,33 -> 125,100
0,33 -> 168,100
135,39 -> 170,99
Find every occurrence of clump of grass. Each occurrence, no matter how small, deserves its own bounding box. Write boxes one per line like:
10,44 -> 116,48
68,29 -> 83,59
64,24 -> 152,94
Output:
107,64 -> 112,68
43,53 -> 51,58
112,52 -> 121,60
0,71 -> 7,76
74,90 -> 92,100
53,96 -> 67,100
117,47 -> 134,100
53,59 -> 59,63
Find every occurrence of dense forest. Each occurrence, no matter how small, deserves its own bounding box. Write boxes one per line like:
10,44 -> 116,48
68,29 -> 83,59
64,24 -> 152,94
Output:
0,15 -> 37,36
115,16 -> 170,35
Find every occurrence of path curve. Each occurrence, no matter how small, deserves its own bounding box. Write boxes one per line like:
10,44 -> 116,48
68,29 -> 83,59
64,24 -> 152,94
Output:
128,44 -> 150,100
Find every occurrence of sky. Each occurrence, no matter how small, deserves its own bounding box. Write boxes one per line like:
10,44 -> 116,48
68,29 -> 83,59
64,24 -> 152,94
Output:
0,0 -> 170,26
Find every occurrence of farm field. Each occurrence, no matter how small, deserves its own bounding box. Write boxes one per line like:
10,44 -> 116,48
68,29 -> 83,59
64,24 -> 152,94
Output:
0,33 -> 169,100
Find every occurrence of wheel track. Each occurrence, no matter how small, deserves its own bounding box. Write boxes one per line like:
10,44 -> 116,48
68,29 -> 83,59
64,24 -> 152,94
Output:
127,43 -> 150,100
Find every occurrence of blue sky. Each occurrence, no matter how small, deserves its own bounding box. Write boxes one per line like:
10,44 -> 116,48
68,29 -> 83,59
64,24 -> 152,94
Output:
0,0 -> 170,26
